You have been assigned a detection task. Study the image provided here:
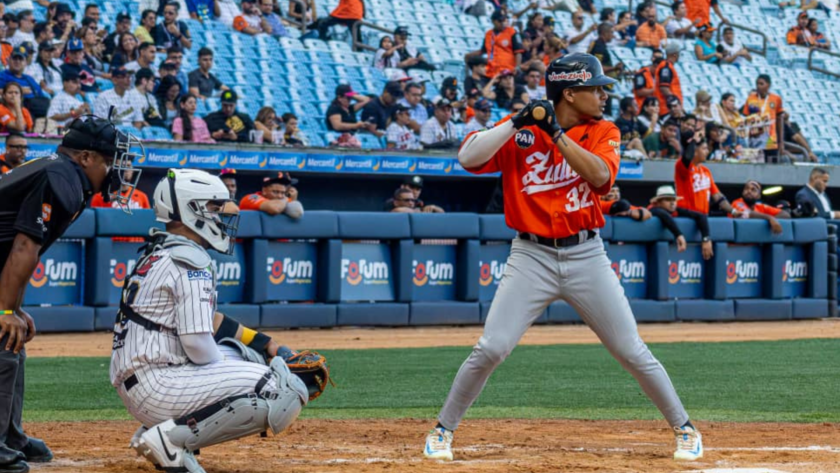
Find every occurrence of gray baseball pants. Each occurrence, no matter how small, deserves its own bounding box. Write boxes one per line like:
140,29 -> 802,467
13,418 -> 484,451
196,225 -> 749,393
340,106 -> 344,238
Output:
438,236 -> 689,430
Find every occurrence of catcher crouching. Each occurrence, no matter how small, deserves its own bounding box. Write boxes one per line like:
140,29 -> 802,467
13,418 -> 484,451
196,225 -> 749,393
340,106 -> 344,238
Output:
109,169 -> 330,473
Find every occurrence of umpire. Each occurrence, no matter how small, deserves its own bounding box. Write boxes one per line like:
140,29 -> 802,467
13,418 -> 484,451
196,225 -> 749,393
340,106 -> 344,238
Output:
0,115 -> 142,473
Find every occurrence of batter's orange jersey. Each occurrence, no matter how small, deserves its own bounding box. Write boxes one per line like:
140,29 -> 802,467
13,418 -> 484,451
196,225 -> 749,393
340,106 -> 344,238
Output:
464,116 -> 621,238
90,189 -> 151,210
239,192 -> 269,211
654,61 -> 682,116
730,198 -> 782,217
674,159 -> 719,215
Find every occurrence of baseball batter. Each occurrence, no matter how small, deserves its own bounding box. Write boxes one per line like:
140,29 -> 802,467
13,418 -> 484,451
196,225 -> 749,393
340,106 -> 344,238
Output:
110,169 -> 328,473
423,54 -> 702,462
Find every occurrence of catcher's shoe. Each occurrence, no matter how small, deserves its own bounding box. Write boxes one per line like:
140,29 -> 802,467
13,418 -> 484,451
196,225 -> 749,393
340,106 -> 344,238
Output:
135,420 -> 205,473
673,425 -> 703,461
19,438 -> 52,463
424,426 -> 454,461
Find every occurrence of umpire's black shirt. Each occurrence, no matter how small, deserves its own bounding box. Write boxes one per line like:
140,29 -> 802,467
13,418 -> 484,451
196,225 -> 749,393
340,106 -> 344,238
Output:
0,153 -> 92,263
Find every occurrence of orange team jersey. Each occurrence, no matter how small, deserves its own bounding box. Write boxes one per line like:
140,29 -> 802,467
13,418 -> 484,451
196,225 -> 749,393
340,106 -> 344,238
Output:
0,43 -> 10,67
600,199 -> 614,214
685,0 -> 717,25
674,160 -> 719,215
465,116 -> 621,238
654,61 -> 682,116
482,27 -> 524,78
90,188 -> 151,210
0,156 -> 13,174
633,66 -> 655,110
730,198 -> 782,217
0,105 -> 33,133
741,91 -> 783,150
239,192 -> 269,211
331,0 -> 364,20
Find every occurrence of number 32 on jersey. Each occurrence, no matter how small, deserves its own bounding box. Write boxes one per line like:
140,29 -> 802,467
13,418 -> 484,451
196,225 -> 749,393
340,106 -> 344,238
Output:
564,182 -> 593,213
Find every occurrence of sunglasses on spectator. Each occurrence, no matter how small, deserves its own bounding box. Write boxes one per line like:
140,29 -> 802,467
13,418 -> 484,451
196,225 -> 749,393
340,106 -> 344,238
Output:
397,197 -> 416,202
7,145 -> 28,150
574,16 -> 584,20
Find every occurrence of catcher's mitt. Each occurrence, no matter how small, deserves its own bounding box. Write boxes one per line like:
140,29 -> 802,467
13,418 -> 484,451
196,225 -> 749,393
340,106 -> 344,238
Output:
277,346 -> 333,401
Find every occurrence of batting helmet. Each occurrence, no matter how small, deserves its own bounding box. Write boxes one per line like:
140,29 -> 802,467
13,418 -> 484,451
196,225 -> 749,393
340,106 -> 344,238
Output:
545,53 -> 617,103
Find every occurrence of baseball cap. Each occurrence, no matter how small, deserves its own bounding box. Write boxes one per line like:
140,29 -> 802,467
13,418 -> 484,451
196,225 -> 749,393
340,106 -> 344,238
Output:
695,21 -> 715,33
221,90 -> 238,103
498,68 -> 515,78
220,169 -> 237,178
55,2 -> 73,17
61,70 -> 80,81
394,26 -> 411,36
466,88 -> 481,99
798,11 -> 809,19
666,95 -> 681,107
10,45 -> 28,59
391,103 -> 410,118
664,42 -> 681,56
111,66 -> 131,77
335,83 -> 355,97
442,77 -> 458,90
404,175 -> 423,189
38,40 -> 55,52
66,37 -> 84,52
543,16 -> 555,27
384,80 -> 404,98
263,171 -> 298,186
433,97 -> 452,108
116,12 -> 131,22
650,185 -> 682,203
490,10 -> 507,22
695,90 -> 711,103
387,69 -> 412,82
474,98 -> 493,111
608,200 -> 631,215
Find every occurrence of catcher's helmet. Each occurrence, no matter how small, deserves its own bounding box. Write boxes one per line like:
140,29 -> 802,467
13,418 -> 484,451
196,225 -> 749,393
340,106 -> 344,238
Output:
545,53 -> 617,103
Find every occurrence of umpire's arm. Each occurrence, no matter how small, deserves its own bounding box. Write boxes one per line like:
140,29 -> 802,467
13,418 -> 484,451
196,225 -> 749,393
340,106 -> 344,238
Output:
0,233 -> 41,353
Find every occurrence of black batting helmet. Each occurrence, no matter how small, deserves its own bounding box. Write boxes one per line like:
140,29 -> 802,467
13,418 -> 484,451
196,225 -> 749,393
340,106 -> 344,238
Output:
545,53 -> 617,103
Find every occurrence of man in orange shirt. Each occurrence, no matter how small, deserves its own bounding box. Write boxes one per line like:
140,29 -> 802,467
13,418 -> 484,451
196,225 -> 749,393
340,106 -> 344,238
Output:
685,0 -> 728,26
655,42 -> 682,116
675,134 -> 738,216
635,8 -> 668,49
465,10 -> 524,78
90,163 -> 150,210
424,53 -> 703,463
238,171 -> 303,218
599,184 -> 652,220
633,48 -> 664,110
741,74 -> 784,160
317,0 -> 364,43
0,132 -> 27,173
729,180 -> 789,234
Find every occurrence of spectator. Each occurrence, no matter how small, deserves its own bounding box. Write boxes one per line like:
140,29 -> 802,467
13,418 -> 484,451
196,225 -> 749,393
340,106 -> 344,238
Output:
436,77 -> 464,112
786,11 -> 810,46
26,41 -> 60,96
483,69 -> 527,111
0,132 -> 27,174
153,1 -> 192,50
386,104 -> 420,150
219,168 -> 237,199
73,24 -> 106,80
0,45 -> 42,99
730,180 -> 789,234
90,162 -> 150,209
675,133 -> 739,216
664,1 -> 694,39
326,83 -> 372,134
388,175 -> 444,213
259,0 -> 288,37
644,117 -> 681,159
420,97 -> 458,149
33,21 -> 54,47
83,3 -> 101,26
61,37 -> 98,92
693,21 -> 720,64
288,0 -> 317,35
390,187 -> 418,213
0,83 -> 32,133
705,121 -> 734,160
524,11 -> 545,53
464,56 -> 490,97
636,9 -> 667,49
638,96 -> 661,134
374,36 -> 400,70
564,11 -> 598,54
519,30 -> 544,73
685,0 -> 728,26
205,89 -> 255,142
214,0 -> 243,26
47,70 -> 89,127
9,10 -> 34,48
393,26 -> 435,71
659,95 -> 685,126
317,0 -> 363,43
614,97 -> 648,156
239,172 -> 304,219
110,33 -> 139,69
93,67 -> 144,128
134,68 -> 164,128
188,47 -> 229,99
154,75 -> 182,127
124,41 -> 157,75
361,80 -> 404,137
719,26 -> 751,66
588,22 -> 622,116
741,74 -> 784,161
165,46 -> 188,92
599,184 -> 651,221
233,0 -> 265,35
614,10 -> 638,46
806,18 -> 830,50
633,47 -> 664,110
716,92 -> 742,131
51,2 -> 76,44
783,114 -> 818,163
655,42 -> 682,116
281,112 -> 308,146
692,89 -> 720,124
398,82 -> 427,131
103,12 -> 131,63
522,66 -> 545,101
542,35 -> 566,69
796,168 -> 838,218
464,97 -> 494,134
254,106 -> 281,142
679,113 -> 698,136
648,184 -> 714,259
135,9 -> 156,44
465,10 -> 522,78
172,93 -> 215,143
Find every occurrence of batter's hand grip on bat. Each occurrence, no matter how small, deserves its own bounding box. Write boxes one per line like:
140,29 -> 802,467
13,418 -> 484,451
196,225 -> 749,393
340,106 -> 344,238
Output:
532,105 -> 546,121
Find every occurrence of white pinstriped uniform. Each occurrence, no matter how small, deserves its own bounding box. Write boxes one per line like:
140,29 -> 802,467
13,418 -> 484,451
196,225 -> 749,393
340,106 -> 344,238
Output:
109,246 -> 274,428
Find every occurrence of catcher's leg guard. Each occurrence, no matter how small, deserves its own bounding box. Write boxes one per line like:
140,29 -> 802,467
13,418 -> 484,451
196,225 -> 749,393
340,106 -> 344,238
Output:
217,337 -> 266,365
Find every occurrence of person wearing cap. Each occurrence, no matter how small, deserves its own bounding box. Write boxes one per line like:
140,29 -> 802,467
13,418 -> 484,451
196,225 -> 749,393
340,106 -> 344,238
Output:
465,10 -> 523,78
47,70 -> 88,126
0,45 -> 41,100
233,0 -> 266,35
654,42 -> 682,116
0,133 -> 27,174
437,77 -> 465,112
648,185 -> 713,258
239,172 -> 304,219
219,169 -> 237,199
93,67 -> 145,129
124,41 -> 157,75
188,47 -> 230,100
392,26 -> 434,72
644,117 -> 681,159
740,74 -> 784,159
326,83 -> 373,134
614,97 -> 648,157
204,90 -> 255,142
386,176 -> 444,213
61,37 -> 98,92
632,49 -> 661,111
374,35 -> 400,70
420,97 -> 458,149
664,1 -> 695,40
152,1 -> 192,50
786,12 -> 811,45
660,96 -> 686,127
8,10 -> 34,49
635,7 -> 667,49
599,184 -> 651,221
564,11 -> 598,55
24,41 -> 60,96
523,65 -> 546,101
317,0 -> 363,43
729,180 -> 789,234
482,69 -> 527,111
464,56 -> 490,99
397,82 -> 428,131
361,80 -> 405,137
693,21 -> 720,64
103,12 -> 132,63
386,103 -> 421,150
464,98 -> 494,135
51,2 -> 76,44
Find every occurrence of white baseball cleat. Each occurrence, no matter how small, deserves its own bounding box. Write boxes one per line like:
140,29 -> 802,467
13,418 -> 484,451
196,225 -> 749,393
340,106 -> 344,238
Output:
134,420 -> 205,473
673,425 -> 703,461
424,426 -> 454,461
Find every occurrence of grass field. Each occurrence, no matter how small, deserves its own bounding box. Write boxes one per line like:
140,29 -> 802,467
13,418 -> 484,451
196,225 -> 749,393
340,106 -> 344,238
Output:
24,338 -> 840,424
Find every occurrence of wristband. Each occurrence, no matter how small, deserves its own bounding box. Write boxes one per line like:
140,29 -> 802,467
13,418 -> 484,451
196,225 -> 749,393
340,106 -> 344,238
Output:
213,314 -> 239,342
552,128 -> 565,142
0,310 -> 14,315
248,332 -> 271,354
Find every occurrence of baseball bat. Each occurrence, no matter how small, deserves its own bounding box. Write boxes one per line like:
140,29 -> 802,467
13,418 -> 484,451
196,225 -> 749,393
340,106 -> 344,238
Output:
532,105 -> 546,120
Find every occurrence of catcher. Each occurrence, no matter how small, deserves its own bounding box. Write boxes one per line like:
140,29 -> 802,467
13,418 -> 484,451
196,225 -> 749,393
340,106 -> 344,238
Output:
109,169 -> 330,473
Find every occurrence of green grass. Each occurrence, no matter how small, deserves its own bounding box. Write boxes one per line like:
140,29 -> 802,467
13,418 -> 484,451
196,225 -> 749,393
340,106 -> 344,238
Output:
23,339 -> 840,423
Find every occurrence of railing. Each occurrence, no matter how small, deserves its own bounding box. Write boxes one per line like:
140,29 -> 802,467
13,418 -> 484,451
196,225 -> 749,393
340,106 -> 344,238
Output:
351,21 -> 396,53
285,0 -> 310,37
808,47 -> 840,79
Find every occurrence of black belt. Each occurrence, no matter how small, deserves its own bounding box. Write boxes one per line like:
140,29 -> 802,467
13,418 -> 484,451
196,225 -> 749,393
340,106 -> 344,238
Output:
519,230 -> 596,248
124,374 -> 138,391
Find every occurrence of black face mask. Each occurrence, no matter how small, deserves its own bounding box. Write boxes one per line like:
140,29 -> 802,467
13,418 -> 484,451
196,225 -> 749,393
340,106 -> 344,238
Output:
647,19 -> 656,26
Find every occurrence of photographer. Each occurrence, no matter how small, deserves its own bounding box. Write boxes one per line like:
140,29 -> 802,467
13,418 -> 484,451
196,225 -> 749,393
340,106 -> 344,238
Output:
326,83 -> 374,134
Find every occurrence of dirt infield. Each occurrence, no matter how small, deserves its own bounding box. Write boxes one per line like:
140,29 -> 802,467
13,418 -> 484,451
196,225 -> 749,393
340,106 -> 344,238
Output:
26,320 -> 840,472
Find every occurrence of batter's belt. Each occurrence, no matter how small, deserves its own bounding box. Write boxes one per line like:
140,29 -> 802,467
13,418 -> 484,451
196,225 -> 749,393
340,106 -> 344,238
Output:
518,229 -> 596,248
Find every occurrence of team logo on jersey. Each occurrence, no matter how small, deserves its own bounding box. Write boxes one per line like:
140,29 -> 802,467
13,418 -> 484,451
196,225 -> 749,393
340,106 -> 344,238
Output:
548,70 -> 592,82
515,129 -> 535,149
267,257 -> 314,285
725,260 -> 759,284
187,270 -> 213,280
479,260 -> 506,286
412,260 -> 454,287
501,39 -> 509,47
521,151 -> 580,195
41,204 -> 52,222
341,259 -> 389,286
111,259 -> 138,287
609,140 -> 621,157
135,256 -> 161,277
30,259 -> 78,288
782,260 -> 807,282
611,259 -> 645,282
668,260 -> 702,284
